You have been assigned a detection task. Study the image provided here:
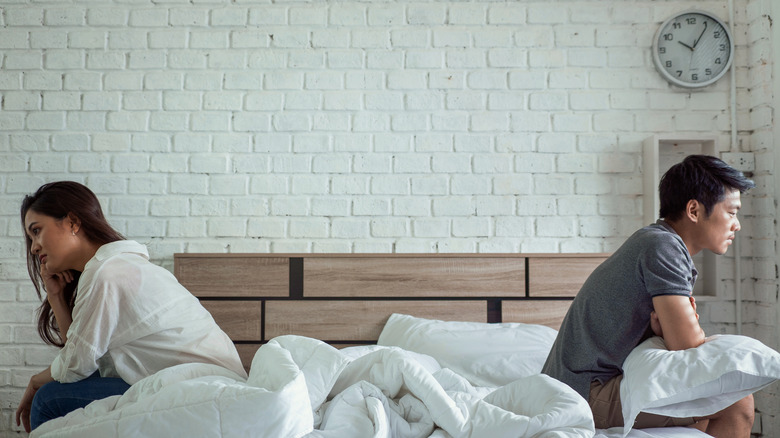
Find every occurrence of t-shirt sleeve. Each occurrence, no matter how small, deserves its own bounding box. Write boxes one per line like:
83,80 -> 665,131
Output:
639,235 -> 695,298
50,267 -> 124,383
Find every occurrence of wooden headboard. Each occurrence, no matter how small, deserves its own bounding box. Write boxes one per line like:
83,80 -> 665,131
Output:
174,253 -> 608,370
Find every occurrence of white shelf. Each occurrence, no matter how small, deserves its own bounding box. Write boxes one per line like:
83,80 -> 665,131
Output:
642,134 -> 719,298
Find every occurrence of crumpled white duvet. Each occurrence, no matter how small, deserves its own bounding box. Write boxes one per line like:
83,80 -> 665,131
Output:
32,335 -> 594,438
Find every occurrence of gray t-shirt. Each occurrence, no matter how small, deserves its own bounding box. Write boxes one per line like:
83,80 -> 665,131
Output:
541,220 -> 697,399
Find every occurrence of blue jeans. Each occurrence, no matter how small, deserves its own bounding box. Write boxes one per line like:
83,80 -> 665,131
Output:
31,372 -> 131,430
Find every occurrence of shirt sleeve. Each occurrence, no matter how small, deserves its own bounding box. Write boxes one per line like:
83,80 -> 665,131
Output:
639,234 -> 695,298
50,265 -> 125,383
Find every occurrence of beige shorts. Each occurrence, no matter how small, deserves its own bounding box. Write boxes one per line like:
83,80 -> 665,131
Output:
589,375 -> 697,429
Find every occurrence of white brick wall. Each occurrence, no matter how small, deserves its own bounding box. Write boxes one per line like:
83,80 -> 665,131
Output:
0,0 -> 777,436
746,0 -> 779,435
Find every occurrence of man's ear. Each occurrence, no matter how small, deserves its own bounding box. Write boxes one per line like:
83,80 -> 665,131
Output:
685,200 -> 701,224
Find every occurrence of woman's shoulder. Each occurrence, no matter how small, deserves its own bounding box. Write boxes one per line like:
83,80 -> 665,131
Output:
80,242 -> 152,290
91,241 -> 149,264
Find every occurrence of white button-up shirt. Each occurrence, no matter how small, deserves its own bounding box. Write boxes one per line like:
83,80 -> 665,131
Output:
50,241 -> 247,384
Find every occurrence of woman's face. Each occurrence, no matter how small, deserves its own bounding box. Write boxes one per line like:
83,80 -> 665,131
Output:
24,210 -> 80,273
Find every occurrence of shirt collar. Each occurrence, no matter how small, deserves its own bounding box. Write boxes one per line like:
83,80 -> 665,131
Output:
655,219 -> 697,276
93,240 -> 149,262
655,219 -> 678,235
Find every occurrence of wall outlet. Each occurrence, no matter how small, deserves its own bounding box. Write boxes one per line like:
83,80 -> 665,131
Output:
721,152 -> 755,172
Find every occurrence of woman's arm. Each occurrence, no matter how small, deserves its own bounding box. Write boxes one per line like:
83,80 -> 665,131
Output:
50,267 -> 122,383
15,367 -> 54,433
48,293 -> 73,344
41,264 -> 74,343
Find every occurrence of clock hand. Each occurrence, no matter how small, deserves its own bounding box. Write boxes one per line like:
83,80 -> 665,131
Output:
678,41 -> 695,51
693,21 -> 708,48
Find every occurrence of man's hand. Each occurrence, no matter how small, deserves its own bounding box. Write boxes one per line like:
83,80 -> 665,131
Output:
690,296 -> 699,320
650,311 -> 663,337
651,294 -> 705,350
651,296 -> 698,339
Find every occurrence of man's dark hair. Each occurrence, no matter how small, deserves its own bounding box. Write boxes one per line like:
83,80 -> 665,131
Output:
659,154 -> 755,221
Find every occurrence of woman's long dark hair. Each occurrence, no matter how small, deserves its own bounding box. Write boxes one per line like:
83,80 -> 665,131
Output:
21,181 -> 124,347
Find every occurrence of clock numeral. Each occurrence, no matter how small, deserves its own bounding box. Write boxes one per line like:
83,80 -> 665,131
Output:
656,12 -> 732,87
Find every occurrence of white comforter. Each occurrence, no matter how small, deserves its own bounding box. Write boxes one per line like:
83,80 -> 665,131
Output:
32,335 -> 594,438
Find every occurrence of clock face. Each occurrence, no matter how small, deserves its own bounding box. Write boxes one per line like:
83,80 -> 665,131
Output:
653,11 -> 734,88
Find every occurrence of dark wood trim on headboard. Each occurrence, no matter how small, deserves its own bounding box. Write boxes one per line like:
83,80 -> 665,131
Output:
174,253 -> 609,370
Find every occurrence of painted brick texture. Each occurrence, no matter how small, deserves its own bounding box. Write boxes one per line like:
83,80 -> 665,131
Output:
0,0 -> 777,436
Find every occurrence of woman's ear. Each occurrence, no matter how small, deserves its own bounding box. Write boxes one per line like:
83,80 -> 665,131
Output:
66,213 -> 82,235
685,200 -> 701,224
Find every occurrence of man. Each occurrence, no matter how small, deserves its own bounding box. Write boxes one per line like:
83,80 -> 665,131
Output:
542,155 -> 755,436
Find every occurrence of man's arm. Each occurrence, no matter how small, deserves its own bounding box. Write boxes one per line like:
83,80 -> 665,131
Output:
651,295 -> 705,350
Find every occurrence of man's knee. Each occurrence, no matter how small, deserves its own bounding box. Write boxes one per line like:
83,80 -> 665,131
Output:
736,394 -> 755,424
707,394 -> 755,425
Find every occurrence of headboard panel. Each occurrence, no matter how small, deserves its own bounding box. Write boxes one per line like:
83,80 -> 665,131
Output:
303,257 -> 525,297
174,253 -> 608,370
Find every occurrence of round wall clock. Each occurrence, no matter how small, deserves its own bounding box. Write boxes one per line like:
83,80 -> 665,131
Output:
652,10 -> 734,89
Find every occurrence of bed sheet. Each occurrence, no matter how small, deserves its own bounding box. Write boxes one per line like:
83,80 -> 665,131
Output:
28,334 -> 731,438
595,427 -> 712,438
31,336 -> 595,438
32,308 -> 778,438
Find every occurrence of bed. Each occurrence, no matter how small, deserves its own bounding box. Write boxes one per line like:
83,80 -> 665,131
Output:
172,253 -> 607,370
30,253 -> 780,438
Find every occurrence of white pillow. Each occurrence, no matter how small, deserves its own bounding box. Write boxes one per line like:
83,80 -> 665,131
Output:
377,313 -> 558,387
620,334 -> 780,436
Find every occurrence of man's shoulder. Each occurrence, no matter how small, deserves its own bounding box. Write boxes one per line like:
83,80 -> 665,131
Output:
626,223 -> 685,251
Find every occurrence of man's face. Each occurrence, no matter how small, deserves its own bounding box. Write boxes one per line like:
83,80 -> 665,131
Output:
697,189 -> 742,255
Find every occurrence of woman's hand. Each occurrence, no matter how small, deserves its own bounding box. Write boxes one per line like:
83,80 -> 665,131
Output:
15,368 -> 54,433
16,379 -> 35,432
40,263 -> 74,301
40,264 -> 75,343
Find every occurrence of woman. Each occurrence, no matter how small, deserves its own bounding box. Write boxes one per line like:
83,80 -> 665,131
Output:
15,181 -> 247,432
